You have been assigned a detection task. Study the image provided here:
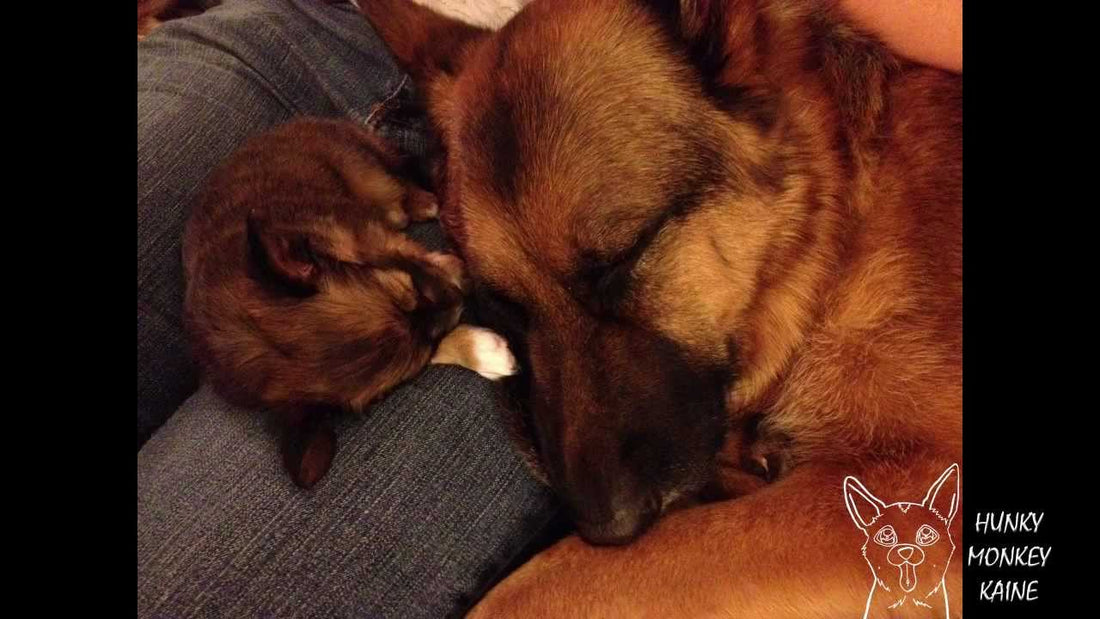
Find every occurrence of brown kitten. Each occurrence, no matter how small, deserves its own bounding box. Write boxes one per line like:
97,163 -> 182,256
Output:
138,0 -> 173,38
182,117 -> 516,488
138,1 -> 218,39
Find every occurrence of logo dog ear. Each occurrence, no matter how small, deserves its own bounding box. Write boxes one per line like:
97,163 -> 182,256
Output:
844,476 -> 886,533
358,0 -> 490,83
921,463 -> 960,526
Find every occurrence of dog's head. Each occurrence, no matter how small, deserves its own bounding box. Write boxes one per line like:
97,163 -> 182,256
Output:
844,464 -> 959,600
362,0 -> 825,543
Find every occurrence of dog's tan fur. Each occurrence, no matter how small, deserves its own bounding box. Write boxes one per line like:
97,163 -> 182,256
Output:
359,0 -> 961,614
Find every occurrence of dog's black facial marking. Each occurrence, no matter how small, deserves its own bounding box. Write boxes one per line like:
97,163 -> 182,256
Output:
710,84 -> 779,132
753,11 -> 771,60
802,21 -> 827,74
574,251 -> 636,318
750,150 -> 787,194
555,329 -> 731,544
472,283 -> 530,337
471,93 -> 523,205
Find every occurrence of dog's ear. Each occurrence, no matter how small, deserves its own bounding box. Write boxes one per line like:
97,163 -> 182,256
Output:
359,0 -> 490,83
247,211 -> 360,294
921,463 -> 960,526
844,476 -> 886,533
641,0 -> 776,128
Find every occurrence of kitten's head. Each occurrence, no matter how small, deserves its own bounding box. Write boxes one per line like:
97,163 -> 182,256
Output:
198,211 -> 466,411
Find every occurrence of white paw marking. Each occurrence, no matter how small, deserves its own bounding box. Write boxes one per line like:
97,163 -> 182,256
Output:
433,325 -> 518,380
463,327 -> 518,380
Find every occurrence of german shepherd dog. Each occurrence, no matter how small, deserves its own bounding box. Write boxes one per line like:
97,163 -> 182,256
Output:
358,0 -> 961,615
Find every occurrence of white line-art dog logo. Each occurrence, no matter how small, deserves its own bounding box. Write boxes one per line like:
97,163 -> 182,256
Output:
843,464 -> 959,618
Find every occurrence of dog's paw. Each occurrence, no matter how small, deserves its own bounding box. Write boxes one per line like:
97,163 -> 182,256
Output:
431,325 -> 518,380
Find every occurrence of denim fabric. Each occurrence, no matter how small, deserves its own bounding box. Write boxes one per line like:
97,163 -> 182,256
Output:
138,377 -> 559,618
137,1 -> 561,615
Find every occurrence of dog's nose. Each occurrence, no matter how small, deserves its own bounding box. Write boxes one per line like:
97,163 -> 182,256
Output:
573,495 -> 659,545
561,447 -> 664,545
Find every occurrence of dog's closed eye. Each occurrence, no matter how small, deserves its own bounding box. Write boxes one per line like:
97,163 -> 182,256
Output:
574,253 -> 636,317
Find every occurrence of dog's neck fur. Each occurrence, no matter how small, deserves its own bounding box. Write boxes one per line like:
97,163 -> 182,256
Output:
724,2 -> 889,409
723,2 -> 962,461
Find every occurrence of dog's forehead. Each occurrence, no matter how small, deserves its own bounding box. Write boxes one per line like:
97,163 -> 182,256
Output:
448,1 -> 720,283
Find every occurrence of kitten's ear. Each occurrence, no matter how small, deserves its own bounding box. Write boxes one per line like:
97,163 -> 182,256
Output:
922,463 -> 960,526
844,476 -> 886,533
359,0 -> 490,83
247,211 -> 358,293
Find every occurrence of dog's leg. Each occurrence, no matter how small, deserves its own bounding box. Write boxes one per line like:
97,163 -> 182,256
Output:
470,457 -> 961,618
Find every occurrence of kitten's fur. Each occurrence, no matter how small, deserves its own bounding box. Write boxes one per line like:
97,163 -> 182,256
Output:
183,118 -> 511,487
138,0 -> 172,38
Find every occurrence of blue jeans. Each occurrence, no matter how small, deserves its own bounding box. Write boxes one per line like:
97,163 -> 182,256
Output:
137,1 -> 560,616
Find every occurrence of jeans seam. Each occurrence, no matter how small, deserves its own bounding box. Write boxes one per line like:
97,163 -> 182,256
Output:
365,74 -> 410,126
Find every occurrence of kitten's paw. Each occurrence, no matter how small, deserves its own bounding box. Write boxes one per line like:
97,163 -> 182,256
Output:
431,325 -> 518,380
382,207 -> 411,230
405,188 -> 440,222
425,252 -> 468,293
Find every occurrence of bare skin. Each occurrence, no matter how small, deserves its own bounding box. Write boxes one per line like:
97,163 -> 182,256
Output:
840,0 -> 962,73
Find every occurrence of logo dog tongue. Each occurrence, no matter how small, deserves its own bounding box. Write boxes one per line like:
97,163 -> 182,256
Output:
899,562 -> 917,592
